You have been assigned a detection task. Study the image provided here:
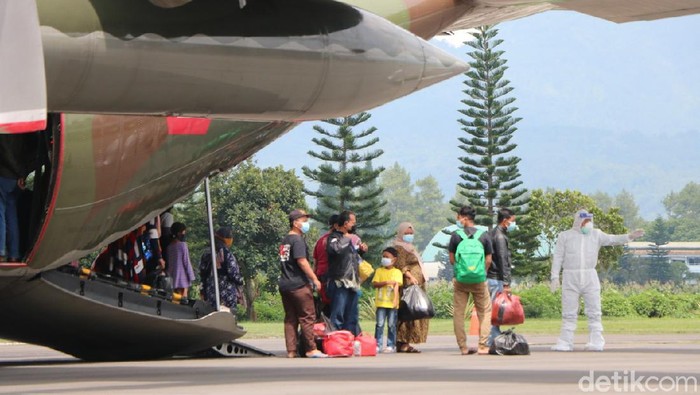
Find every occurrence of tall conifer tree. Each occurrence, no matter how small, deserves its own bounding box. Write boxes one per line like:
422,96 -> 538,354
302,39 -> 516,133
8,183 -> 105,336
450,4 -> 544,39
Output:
302,112 -> 390,255
452,25 -> 539,272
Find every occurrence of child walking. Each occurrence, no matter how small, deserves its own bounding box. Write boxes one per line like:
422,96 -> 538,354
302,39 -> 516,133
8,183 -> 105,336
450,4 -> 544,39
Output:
373,247 -> 403,353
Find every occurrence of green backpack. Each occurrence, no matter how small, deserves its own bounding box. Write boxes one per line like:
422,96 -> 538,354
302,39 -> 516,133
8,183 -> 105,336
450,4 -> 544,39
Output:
454,229 -> 486,284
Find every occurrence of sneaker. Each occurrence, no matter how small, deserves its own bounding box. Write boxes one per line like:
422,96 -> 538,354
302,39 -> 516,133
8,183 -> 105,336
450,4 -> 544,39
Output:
551,344 -> 574,352
383,347 -> 395,354
551,339 -> 574,352
584,344 -> 604,352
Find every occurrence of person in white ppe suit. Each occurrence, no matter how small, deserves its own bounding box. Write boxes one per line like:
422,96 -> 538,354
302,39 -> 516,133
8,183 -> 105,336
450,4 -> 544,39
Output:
550,209 -> 644,351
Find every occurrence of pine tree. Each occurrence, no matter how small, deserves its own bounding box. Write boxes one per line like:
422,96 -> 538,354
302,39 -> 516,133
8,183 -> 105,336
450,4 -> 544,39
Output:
646,216 -> 672,283
453,25 -> 525,226
302,112 -> 390,258
452,25 -> 539,274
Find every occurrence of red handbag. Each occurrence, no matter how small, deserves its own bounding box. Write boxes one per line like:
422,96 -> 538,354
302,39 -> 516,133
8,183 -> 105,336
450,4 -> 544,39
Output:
355,332 -> 377,357
322,330 -> 354,357
491,292 -> 525,326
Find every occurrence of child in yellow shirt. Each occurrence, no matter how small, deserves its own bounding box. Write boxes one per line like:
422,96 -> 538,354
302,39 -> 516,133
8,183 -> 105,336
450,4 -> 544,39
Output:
372,247 -> 403,353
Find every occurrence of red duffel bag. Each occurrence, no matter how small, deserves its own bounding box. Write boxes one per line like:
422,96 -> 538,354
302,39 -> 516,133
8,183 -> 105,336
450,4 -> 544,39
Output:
355,332 -> 377,357
323,330 -> 354,357
491,292 -> 525,326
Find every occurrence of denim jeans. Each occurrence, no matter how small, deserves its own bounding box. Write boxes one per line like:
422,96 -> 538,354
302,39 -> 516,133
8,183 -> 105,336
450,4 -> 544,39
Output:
487,278 -> 504,345
0,177 -> 20,259
375,307 -> 398,349
328,281 -> 360,335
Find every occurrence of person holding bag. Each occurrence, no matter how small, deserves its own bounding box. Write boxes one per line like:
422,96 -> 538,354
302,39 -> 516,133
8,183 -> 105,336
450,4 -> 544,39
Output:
393,222 -> 429,353
488,208 -> 516,344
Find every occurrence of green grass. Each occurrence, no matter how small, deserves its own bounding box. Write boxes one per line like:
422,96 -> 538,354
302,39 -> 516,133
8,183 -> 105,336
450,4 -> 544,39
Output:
2,317 -> 694,344
237,317 -> 700,338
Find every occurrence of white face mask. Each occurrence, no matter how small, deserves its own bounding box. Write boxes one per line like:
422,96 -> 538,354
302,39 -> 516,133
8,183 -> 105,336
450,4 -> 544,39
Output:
381,258 -> 393,267
581,222 -> 593,235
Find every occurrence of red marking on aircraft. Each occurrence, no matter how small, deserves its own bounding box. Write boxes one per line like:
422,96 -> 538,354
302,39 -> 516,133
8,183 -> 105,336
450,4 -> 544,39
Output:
0,120 -> 47,133
166,117 -> 211,135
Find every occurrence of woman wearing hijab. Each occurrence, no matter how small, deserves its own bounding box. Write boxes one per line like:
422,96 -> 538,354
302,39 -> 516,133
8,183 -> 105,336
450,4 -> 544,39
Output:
393,222 -> 429,353
200,226 -> 244,313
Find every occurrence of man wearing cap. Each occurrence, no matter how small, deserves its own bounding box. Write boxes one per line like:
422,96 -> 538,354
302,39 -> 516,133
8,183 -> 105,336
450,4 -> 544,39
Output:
278,209 -> 326,358
550,209 -> 645,351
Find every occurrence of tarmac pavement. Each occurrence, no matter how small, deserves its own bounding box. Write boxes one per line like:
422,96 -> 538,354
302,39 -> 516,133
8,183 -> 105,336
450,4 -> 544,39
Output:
0,334 -> 698,395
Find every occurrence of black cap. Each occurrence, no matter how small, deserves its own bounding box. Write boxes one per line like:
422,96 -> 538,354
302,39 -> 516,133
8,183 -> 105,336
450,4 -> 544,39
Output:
288,209 -> 311,222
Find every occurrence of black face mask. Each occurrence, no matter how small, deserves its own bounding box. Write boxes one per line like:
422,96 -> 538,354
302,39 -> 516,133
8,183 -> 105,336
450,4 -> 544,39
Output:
349,225 -> 357,234
177,234 -> 187,242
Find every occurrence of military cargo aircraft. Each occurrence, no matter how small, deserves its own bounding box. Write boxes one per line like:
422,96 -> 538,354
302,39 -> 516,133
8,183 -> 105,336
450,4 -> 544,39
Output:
0,0 -> 698,361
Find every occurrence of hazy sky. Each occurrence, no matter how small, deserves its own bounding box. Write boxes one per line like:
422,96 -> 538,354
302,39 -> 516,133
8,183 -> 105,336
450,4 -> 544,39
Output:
255,10 -> 700,219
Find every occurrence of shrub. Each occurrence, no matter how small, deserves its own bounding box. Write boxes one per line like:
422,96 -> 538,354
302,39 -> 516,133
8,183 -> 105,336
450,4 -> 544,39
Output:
427,280 -> 456,318
358,287 -> 376,321
253,291 -> 285,322
666,294 -> 698,318
516,283 -> 560,318
600,288 -> 636,317
629,289 -> 674,318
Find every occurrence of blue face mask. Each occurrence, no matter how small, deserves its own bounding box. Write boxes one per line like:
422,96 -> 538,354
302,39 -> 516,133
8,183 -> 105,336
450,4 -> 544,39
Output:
456,219 -> 463,228
507,221 -> 518,232
300,221 -> 310,234
402,234 -> 414,244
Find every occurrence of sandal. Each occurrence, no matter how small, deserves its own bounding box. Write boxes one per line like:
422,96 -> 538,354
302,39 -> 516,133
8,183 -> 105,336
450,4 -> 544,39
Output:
399,345 -> 421,353
460,347 -> 477,355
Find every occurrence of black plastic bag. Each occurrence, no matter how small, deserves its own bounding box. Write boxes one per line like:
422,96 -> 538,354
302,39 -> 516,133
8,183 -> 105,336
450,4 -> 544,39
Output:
146,268 -> 173,294
489,329 -> 530,355
398,285 -> 435,321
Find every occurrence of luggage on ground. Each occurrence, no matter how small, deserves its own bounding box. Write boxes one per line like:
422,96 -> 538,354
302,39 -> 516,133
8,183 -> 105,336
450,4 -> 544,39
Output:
323,330 -> 355,357
489,329 -> 530,355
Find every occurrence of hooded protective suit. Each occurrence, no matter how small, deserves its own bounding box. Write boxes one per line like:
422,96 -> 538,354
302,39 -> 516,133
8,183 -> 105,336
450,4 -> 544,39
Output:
550,210 -> 634,351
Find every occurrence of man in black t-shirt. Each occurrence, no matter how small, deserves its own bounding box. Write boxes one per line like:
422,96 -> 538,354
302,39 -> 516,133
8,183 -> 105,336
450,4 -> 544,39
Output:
278,209 -> 326,358
448,205 -> 493,355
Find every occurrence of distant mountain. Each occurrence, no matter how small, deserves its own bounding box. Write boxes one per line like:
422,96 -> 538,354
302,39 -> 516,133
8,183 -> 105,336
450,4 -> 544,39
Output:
514,124 -> 700,218
254,11 -> 700,222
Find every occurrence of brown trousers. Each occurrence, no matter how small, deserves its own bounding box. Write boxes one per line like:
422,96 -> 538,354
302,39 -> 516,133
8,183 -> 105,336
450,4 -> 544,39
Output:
453,280 -> 492,349
280,285 -> 317,354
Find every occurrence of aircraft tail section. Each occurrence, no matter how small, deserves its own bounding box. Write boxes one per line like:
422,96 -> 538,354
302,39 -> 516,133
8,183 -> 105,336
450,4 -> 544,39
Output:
0,0 -> 46,133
